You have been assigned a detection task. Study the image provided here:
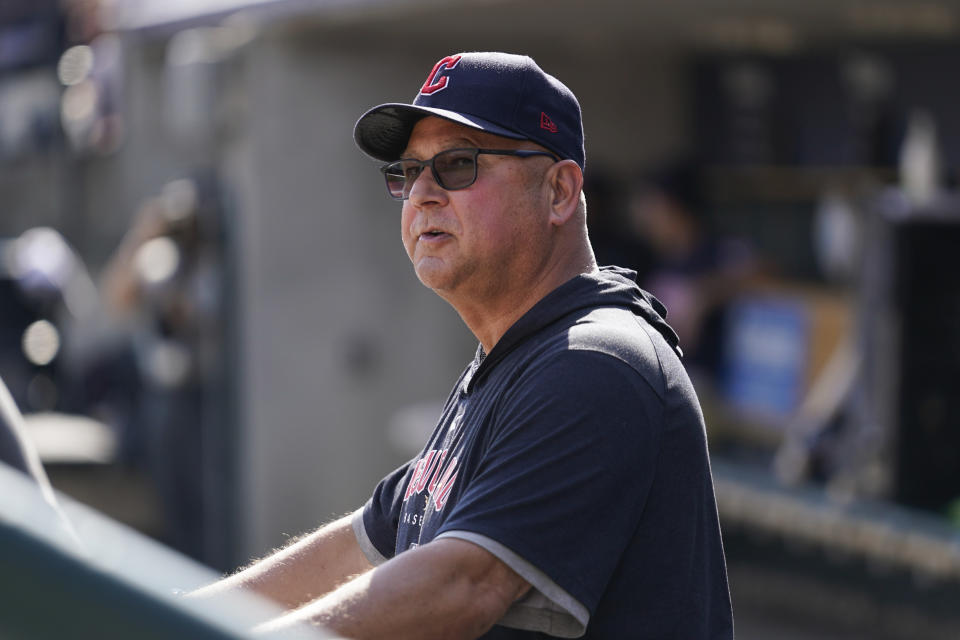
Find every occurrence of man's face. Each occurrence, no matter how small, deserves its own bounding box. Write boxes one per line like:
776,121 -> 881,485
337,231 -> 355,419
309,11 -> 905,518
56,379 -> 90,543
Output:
400,117 -> 555,303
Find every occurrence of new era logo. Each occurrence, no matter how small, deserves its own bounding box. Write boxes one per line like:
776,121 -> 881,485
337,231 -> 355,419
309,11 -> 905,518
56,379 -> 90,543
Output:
540,112 -> 558,133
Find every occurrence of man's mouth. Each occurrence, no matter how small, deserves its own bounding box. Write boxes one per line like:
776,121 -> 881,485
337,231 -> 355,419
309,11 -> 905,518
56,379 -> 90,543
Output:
420,230 -> 449,240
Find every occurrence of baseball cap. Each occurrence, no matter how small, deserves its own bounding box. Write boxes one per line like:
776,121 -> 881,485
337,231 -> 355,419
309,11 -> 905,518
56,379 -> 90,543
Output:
354,52 -> 585,170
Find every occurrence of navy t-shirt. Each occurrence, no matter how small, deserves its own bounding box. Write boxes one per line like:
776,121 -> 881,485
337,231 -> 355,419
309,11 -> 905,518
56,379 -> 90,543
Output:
354,267 -> 733,638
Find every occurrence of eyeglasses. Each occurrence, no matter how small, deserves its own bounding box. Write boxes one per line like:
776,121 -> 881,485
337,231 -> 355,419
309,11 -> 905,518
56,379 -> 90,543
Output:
380,147 -> 560,200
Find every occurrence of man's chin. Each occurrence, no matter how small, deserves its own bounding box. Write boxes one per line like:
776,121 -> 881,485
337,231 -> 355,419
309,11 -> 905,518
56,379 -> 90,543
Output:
416,272 -> 452,292
414,259 -> 449,286
415,268 -> 461,299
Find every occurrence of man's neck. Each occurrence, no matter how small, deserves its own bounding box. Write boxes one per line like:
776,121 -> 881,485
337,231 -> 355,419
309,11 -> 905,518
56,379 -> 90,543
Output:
445,254 -> 597,354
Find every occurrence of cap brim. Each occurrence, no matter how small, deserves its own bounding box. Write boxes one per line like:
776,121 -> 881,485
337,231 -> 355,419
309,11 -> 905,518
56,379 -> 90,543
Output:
353,103 -> 526,163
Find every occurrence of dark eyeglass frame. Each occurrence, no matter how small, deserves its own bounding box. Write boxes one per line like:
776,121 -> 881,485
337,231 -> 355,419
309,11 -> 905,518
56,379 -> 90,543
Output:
380,147 -> 561,200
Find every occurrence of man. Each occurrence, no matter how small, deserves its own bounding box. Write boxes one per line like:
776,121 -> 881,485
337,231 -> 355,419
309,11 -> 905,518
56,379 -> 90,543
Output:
195,52 -> 733,639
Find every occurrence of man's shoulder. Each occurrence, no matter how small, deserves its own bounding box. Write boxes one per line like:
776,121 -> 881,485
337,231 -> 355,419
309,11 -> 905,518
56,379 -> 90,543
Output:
553,306 -> 668,399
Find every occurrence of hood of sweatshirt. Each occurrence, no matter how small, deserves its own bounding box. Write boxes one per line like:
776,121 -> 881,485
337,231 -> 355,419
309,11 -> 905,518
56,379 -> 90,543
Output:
470,266 -> 681,388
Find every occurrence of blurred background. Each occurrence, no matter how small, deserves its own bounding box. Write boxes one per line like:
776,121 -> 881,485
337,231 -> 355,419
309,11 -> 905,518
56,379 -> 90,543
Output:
2,0 -> 960,637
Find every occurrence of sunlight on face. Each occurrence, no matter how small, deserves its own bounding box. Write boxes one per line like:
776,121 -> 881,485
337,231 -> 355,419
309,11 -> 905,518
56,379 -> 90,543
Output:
399,118 -> 555,303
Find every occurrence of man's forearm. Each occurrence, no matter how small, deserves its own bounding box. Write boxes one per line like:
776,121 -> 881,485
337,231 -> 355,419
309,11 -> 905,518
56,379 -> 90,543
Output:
191,513 -> 373,610
255,538 -> 530,640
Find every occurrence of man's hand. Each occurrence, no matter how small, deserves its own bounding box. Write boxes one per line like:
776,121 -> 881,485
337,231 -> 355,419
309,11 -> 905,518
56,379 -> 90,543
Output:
255,537 -> 531,640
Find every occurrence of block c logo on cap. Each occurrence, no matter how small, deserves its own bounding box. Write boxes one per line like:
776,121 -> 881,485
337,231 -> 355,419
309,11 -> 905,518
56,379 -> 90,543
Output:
420,55 -> 463,96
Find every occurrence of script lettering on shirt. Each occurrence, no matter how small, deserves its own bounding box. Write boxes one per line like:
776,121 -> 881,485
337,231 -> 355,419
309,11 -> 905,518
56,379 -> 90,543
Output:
402,448 -> 459,511
404,450 -> 443,501
415,450 -> 444,494
430,457 -> 458,511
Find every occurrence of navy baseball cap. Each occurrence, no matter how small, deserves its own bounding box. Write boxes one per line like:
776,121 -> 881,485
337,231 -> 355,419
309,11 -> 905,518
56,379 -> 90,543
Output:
354,52 -> 585,170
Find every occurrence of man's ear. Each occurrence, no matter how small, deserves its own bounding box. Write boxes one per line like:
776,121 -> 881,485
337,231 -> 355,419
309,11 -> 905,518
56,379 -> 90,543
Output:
547,160 -> 584,227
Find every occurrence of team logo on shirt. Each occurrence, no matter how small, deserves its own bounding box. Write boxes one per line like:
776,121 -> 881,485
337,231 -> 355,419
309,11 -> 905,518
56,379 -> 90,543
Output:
403,448 -> 459,511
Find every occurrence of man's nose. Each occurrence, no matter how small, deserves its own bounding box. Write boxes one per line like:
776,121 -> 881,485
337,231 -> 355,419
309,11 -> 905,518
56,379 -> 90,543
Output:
407,167 -> 448,207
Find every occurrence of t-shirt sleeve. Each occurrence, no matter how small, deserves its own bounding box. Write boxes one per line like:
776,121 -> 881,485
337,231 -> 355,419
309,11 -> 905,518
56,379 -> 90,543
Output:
356,460 -> 412,564
436,350 -> 663,636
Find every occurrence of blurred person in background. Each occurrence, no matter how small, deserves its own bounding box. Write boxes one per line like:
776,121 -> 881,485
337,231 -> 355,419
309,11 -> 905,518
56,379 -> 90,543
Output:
628,161 -> 760,388
192,52 -> 732,640
96,175 -> 225,561
0,225 -> 100,415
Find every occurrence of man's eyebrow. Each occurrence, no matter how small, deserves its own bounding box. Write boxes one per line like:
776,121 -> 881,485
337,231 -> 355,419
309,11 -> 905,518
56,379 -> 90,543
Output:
402,137 -> 478,158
